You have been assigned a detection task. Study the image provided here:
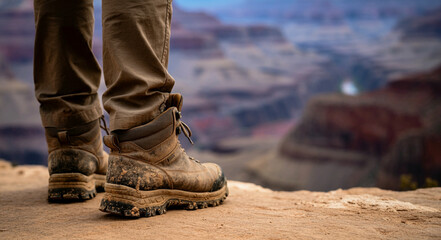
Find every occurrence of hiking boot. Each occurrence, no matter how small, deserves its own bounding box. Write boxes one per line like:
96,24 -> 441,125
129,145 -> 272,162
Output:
99,94 -> 228,218
46,117 -> 108,201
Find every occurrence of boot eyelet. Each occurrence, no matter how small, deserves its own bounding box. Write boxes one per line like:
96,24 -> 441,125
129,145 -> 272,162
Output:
175,111 -> 182,120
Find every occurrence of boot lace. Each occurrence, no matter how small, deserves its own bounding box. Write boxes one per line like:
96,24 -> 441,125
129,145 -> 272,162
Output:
175,111 -> 194,145
175,110 -> 199,163
100,115 -> 110,135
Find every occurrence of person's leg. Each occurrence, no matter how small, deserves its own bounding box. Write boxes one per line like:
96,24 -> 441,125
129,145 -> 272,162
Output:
34,0 -> 102,127
102,0 -> 175,131
100,0 -> 228,217
34,0 -> 107,201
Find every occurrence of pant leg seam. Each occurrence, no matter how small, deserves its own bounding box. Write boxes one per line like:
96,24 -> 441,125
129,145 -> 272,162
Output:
159,0 -> 172,93
160,0 -> 172,66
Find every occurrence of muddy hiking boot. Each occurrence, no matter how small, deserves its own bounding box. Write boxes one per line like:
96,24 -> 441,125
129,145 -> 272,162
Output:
100,94 -> 228,218
46,117 -> 108,201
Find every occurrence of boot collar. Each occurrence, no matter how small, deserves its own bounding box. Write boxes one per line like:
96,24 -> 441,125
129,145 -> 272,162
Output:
103,106 -> 194,151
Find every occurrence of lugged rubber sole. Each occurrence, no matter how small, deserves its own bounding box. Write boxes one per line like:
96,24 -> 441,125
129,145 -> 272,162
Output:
48,173 -> 106,201
99,183 -> 229,218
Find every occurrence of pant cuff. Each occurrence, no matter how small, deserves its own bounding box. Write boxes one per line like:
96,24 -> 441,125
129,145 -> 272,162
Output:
40,103 -> 103,128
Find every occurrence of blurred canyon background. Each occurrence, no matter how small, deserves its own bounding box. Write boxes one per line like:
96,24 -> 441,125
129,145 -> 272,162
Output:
0,0 -> 440,191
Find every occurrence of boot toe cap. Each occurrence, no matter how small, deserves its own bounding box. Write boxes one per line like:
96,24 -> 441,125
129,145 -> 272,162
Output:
205,163 -> 226,192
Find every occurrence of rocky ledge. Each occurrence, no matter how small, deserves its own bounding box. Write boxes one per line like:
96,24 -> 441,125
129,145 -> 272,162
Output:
0,161 -> 440,239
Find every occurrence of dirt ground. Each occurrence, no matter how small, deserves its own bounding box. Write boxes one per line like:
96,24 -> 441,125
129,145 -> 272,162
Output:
0,160 -> 440,240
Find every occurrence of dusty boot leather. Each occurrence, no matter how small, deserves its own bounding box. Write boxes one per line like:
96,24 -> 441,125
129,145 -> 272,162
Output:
46,117 -> 108,201
100,94 -> 228,218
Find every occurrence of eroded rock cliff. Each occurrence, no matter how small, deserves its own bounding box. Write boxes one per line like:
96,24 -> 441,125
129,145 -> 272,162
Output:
248,66 -> 441,191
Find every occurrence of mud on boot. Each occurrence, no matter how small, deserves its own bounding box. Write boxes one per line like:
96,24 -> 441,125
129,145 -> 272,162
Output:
46,118 -> 108,202
100,94 -> 228,217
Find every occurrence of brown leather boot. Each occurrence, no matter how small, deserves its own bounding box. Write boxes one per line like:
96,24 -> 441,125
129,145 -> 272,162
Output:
46,117 -> 108,201
99,94 -> 228,217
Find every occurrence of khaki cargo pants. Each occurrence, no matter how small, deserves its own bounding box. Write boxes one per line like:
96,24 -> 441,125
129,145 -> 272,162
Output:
33,0 -> 175,131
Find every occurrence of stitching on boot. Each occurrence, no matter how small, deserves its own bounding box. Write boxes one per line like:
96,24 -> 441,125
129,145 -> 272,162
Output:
120,132 -> 177,153
119,140 -> 179,165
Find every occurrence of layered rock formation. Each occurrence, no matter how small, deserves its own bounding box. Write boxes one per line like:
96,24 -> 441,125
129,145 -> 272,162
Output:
169,5 -> 331,148
370,6 -> 441,79
248,66 -> 441,191
0,0 -> 34,63
0,54 -> 45,165
396,7 -> 441,41
224,0 -> 441,22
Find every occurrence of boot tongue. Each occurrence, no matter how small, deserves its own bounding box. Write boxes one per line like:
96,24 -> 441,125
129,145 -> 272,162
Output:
166,93 -> 183,111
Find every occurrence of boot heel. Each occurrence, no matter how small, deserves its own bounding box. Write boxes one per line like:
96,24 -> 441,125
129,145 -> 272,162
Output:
48,173 -> 96,201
